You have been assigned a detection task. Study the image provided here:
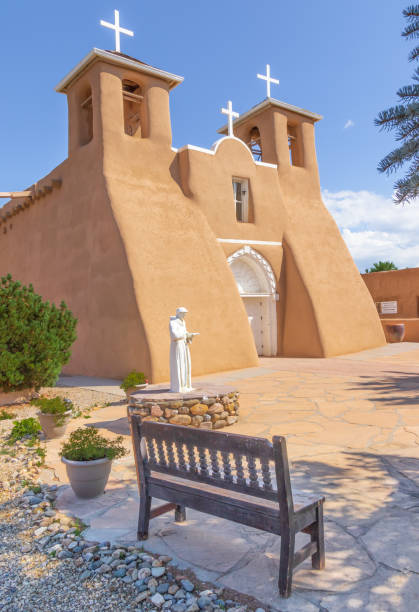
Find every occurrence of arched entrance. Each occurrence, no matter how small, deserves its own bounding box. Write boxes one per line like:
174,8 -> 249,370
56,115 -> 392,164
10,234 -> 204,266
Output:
228,246 -> 278,356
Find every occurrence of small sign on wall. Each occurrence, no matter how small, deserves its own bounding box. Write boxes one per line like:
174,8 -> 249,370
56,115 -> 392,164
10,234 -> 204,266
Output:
380,301 -> 398,314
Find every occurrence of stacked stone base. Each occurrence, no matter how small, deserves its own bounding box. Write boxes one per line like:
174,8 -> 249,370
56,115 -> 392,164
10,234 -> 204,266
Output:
128,385 -> 239,430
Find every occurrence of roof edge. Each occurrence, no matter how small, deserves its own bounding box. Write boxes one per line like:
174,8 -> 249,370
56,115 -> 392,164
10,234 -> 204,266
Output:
55,48 -> 184,93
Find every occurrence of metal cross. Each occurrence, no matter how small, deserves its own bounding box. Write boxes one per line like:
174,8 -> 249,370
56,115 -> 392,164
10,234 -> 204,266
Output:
221,100 -> 239,137
100,9 -> 134,53
257,64 -> 279,98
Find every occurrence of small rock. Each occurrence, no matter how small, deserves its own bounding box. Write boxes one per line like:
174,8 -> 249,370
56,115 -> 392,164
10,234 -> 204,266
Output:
168,584 -> 179,595
112,549 -> 125,559
29,496 -> 43,505
97,563 -> 111,573
21,543 -> 32,553
74,557 -> 84,567
125,553 -> 138,563
181,579 -> 195,592
151,405 -> 164,417
135,591 -> 150,603
113,568 -> 126,578
169,414 -> 192,426
138,567 -> 151,580
152,566 -> 166,578
57,550 -> 72,560
187,604 -> 200,612
157,582 -> 170,594
175,588 -> 186,599
151,593 -> 165,607
79,570 -> 91,581
34,526 -> 47,537
122,575 -> 133,583
198,596 -> 212,609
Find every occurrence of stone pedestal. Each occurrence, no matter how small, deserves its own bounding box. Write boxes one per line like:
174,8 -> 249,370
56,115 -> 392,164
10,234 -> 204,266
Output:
128,383 -> 239,429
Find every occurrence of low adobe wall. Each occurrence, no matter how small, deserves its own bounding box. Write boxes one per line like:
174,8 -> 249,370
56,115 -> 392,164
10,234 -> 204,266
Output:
381,318 -> 419,342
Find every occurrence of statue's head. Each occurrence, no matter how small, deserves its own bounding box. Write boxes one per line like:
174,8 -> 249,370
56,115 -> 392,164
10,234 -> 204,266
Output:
176,306 -> 188,320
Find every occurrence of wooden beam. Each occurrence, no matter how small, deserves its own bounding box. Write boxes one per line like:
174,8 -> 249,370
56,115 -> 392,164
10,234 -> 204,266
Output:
0,191 -> 33,198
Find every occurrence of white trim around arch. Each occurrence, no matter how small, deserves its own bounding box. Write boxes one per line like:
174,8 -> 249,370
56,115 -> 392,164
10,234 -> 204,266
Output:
227,246 -> 278,357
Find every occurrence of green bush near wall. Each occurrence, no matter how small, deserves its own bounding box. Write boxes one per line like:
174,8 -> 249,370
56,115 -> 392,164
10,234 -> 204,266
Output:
0,274 -> 77,392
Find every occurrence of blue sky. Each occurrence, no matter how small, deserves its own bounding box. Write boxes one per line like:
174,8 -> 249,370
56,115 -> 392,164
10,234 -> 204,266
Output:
0,1 -> 416,270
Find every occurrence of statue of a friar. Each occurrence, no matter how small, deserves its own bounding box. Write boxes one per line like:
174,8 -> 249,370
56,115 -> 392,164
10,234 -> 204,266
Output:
169,307 -> 199,393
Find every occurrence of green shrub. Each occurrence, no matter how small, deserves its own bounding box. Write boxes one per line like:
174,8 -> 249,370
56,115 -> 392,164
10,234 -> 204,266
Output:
8,417 -> 41,444
0,408 -> 16,420
120,371 -> 147,391
31,396 -> 73,414
60,427 -> 128,462
0,275 -> 77,392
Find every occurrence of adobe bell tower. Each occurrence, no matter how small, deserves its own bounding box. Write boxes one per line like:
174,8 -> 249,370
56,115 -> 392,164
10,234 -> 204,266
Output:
55,48 -> 183,156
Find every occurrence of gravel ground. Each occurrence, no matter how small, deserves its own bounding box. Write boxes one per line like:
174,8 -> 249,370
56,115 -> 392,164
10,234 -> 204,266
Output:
0,398 -> 266,612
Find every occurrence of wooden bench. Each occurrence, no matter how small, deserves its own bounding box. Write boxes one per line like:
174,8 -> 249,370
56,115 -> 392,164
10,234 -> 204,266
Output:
128,416 -> 325,598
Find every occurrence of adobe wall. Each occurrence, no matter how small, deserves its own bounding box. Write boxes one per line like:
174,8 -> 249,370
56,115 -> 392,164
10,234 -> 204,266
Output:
0,145 -> 150,379
232,106 -> 386,356
93,67 -> 259,381
362,268 -> 419,318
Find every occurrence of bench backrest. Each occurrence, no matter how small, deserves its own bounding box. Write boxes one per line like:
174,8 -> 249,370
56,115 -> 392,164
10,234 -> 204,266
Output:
129,417 -> 295,516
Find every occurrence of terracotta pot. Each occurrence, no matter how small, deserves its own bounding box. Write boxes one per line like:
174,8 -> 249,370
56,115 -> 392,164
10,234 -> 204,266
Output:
62,456 -> 112,499
125,383 -> 148,399
38,410 -> 72,439
385,323 -> 405,343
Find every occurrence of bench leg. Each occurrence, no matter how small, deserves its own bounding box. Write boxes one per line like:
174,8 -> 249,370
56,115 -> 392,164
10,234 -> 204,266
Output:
175,505 -> 186,522
311,502 -> 325,570
138,495 -> 151,540
279,528 -> 295,598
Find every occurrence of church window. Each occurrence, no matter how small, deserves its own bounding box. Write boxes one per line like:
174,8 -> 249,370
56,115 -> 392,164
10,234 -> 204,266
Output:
122,79 -> 143,137
247,127 -> 262,161
232,179 -> 249,222
79,86 -> 93,145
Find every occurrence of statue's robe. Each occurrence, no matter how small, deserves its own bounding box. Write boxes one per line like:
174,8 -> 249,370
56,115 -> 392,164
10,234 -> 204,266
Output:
169,316 -> 192,392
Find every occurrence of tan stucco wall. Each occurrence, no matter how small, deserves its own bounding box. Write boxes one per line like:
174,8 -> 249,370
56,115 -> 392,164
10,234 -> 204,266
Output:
363,268 -> 419,318
231,106 -> 386,356
0,52 -> 386,381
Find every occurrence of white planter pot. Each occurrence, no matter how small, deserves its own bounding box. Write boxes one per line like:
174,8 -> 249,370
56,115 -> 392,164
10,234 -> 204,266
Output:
38,410 -> 72,439
62,456 -> 112,499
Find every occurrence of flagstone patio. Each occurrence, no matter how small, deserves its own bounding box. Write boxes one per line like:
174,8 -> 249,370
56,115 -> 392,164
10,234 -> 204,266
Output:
48,343 -> 419,611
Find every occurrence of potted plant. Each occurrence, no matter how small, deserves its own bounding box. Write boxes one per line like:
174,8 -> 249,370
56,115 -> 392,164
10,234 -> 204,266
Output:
60,427 -> 128,499
120,371 -> 148,398
31,396 -> 73,439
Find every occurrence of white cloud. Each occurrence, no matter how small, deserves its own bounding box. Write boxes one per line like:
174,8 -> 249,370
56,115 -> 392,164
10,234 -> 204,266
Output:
344,119 -> 355,129
322,189 -> 419,271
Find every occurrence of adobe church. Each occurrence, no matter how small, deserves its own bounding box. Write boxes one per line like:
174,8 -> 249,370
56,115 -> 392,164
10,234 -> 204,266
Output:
0,37 -> 386,381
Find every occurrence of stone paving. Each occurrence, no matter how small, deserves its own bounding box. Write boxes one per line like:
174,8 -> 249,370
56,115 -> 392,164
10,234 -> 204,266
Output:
51,344 -> 419,611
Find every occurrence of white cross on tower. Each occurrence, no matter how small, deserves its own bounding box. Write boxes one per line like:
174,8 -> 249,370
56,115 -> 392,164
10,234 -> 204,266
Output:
257,64 -> 279,98
221,100 -> 239,137
100,9 -> 134,53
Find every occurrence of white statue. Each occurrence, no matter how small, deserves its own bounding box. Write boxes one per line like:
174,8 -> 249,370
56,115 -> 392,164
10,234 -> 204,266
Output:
169,307 -> 199,393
